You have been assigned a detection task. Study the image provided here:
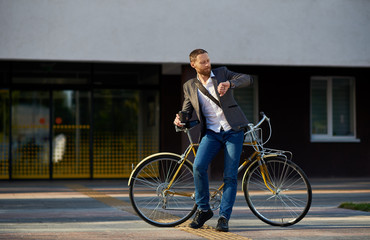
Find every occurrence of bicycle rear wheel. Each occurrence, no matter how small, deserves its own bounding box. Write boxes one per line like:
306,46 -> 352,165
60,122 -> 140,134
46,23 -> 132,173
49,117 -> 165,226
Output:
129,154 -> 197,227
243,157 -> 312,226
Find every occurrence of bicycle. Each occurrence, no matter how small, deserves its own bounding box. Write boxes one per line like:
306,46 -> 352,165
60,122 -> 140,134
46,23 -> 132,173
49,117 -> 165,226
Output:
128,112 -> 312,228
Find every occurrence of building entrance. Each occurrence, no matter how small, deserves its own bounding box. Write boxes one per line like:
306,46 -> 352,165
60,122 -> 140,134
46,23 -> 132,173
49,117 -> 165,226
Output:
0,62 -> 160,179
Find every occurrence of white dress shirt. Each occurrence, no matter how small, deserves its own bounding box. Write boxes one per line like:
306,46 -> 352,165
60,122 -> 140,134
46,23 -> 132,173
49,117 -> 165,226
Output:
197,72 -> 232,133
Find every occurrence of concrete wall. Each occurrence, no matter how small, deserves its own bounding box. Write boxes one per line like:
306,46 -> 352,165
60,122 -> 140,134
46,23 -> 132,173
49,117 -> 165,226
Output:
1,0 -> 370,66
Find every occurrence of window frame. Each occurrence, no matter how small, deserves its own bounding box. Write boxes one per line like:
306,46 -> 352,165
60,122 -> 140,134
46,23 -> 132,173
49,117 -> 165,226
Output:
233,76 -> 259,124
310,76 -> 360,143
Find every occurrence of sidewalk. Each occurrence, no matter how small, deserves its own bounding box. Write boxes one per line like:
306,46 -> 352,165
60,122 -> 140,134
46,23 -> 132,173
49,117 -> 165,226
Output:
0,178 -> 369,240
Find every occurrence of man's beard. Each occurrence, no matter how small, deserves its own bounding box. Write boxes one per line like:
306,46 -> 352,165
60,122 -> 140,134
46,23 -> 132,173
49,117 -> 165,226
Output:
199,67 -> 211,76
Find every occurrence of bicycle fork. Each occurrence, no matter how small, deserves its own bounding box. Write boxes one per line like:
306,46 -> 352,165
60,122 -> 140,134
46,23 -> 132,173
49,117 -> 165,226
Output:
247,150 -> 278,195
258,160 -> 277,195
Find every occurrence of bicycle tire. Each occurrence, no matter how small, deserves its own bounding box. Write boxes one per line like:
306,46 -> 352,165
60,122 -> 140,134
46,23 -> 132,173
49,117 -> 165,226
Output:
242,157 -> 312,227
129,154 -> 197,227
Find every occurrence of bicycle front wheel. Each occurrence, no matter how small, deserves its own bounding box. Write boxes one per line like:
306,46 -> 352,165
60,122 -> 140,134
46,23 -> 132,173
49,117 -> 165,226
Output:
129,154 -> 197,227
243,157 -> 312,227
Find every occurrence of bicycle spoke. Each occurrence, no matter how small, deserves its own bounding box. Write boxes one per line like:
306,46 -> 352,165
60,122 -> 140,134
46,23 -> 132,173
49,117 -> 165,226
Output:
244,158 -> 312,227
130,156 -> 196,227
133,176 -> 160,189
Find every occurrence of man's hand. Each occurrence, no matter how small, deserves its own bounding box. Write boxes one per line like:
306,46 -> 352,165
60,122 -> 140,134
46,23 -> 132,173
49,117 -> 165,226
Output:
217,81 -> 231,97
173,114 -> 184,127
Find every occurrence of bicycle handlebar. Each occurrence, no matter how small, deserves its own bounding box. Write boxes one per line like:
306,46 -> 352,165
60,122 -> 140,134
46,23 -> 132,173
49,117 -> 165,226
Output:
175,120 -> 200,132
255,112 -> 270,129
239,112 -> 269,132
176,112 -> 270,133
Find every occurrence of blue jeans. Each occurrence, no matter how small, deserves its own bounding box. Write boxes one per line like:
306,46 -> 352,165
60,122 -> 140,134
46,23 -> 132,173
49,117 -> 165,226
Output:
193,129 -> 244,220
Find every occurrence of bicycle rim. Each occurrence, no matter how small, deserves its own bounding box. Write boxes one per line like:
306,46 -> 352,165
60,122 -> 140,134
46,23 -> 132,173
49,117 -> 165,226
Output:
129,155 -> 196,227
244,157 -> 312,226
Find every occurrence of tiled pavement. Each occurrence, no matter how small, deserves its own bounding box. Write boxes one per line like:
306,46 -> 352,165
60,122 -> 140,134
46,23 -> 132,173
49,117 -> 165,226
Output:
0,178 -> 369,240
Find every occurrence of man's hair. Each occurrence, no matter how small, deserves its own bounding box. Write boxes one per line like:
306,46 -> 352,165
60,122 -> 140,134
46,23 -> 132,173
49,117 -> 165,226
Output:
189,49 -> 208,63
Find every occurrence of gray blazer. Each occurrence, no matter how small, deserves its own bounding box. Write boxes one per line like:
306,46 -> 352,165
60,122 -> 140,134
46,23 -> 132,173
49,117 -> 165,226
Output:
181,66 -> 253,138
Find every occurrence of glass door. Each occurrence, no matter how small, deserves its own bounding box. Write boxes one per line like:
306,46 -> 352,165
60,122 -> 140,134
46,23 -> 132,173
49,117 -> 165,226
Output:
0,90 -> 10,179
11,90 -> 50,179
93,89 -> 159,178
52,90 -> 91,178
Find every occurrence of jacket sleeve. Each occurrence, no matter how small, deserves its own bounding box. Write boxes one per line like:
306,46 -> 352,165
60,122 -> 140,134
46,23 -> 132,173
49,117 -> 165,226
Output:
181,81 -> 194,117
225,67 -> 253,89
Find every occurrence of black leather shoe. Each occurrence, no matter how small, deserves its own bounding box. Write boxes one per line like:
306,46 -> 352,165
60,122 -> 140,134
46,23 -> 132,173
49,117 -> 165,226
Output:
216,217 -> 229,232
189,209 -> 213,229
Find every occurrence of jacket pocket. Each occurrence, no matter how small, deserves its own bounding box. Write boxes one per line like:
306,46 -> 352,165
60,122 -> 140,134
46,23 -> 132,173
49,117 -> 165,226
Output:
228,105 -> 238,108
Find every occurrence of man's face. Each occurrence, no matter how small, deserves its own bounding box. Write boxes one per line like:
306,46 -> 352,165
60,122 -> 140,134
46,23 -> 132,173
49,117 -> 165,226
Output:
191,53 -> 211,76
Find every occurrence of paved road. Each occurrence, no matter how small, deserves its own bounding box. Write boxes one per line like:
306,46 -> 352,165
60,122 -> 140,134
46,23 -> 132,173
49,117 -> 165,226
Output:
0,178 -> 369,240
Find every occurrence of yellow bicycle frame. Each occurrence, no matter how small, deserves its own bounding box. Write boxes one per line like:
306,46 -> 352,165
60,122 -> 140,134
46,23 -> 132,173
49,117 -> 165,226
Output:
164,138 -> 278,198
164,143 -> 198,198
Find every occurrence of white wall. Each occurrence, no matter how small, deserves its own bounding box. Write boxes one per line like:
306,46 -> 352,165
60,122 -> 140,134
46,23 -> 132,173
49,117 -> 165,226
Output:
1,0 -> 369,67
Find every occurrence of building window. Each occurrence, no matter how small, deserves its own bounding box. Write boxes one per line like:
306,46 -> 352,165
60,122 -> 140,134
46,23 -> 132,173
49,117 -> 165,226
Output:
310,76 -> 359,142
234,77 -> 259,123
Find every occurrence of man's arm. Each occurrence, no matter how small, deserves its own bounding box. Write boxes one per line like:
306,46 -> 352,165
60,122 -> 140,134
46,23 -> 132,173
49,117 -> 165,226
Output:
174,82 -> 194,127
181,84 -> 194,114
226,68 -> 253,89
217,67 -> 253,96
